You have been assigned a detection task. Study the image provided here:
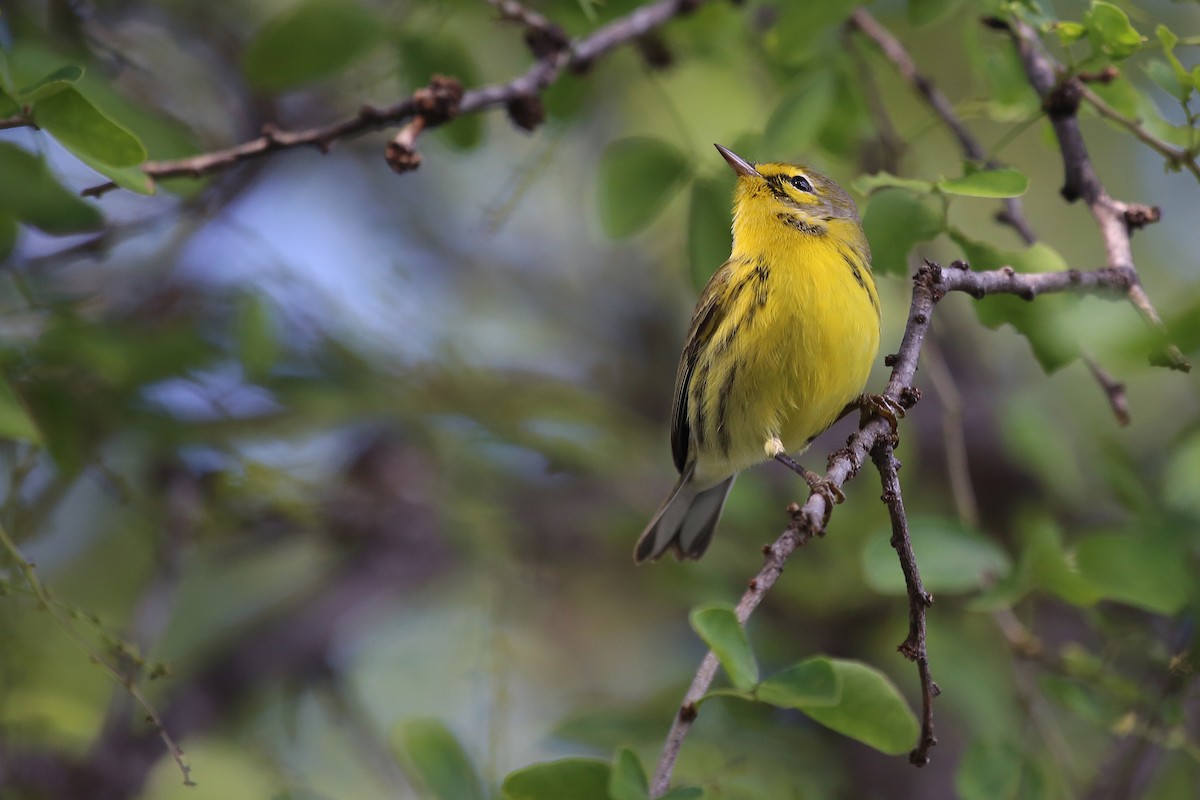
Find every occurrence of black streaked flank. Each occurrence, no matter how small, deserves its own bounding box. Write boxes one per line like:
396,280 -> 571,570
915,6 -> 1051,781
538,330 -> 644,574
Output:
715,362 -> 738,456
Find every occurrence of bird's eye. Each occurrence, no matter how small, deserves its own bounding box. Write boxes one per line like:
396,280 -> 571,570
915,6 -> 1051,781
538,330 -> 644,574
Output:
790,175 -> 814,193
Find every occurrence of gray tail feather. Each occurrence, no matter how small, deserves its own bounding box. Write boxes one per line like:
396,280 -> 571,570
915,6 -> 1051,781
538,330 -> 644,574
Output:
634,468 -> 736,563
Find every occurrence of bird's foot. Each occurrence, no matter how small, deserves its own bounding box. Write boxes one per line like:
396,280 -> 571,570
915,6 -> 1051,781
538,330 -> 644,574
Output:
855,392 -> 906,437
773,452 -> 844,529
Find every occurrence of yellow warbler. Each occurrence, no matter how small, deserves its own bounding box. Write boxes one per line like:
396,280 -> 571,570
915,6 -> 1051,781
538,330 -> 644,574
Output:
635,144 -> 881,563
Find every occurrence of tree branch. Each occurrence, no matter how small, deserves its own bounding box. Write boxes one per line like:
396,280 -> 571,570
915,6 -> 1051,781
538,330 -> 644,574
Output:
81,0 -> 709,197
870,441 -> 938,766
1002,16 -> 1189,372
1076,82 -> 1200,183
848,9 -> 1037,246
648,258 -> 1151,796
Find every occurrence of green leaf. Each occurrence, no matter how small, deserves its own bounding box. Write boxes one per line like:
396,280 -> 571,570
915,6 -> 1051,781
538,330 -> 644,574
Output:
853,172 -> 936,196
955,235 -> 1078,372
1076,535 -> 1191,615
1053,21 -> 1088,46
608,748 -> 648,800
763,72 -> 836,157
983,41 -> 1042,122
0,375 -> 42,443
689,606 -> 757,691
862,516 -> 1012,595
17,64 -> 83,103
686,176 -> 733,292
34,88 -> 147,167
956,740 -> 1024,800
597,137 -> 690,239
0,85 -> 18,116
861,189 -> 942,276
755,657 -> 841,709
501,758 -> 611,800
398,33 -> 483,150
659,790 -> 704,800
908,0 -> 963,28
766,0 -> 858,67
243,0 -> 381,92
1085,1 -> 1144,60
237,294 -> 279,381
0,142 -> 103,234
391,719 -> 485,800
1154,24 -> 1194,100
1020,516 -> 1105,607
800,660 -> 919,755
938,167 -> 1029,198
0,216 -> 17,261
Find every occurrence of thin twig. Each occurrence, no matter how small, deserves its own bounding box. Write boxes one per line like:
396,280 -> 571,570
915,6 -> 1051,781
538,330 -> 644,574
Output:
871,441 -> 938,766
81,0 -> 709,197
1083,354 -> 1131,426
1076,82 -> 1200,183
1002,16 -> 1190,373
0,522 -> 193,786
848,8 -> 1037,245
648,257 -> 1153,796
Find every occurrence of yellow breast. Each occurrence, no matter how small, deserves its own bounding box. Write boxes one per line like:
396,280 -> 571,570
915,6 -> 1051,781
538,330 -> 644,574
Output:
688,217 -> 880,485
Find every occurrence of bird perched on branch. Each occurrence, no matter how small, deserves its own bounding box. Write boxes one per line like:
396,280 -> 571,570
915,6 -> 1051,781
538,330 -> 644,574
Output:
636,144 -> 882,563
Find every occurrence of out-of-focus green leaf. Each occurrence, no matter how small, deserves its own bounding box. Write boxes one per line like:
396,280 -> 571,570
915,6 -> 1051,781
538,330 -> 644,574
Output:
766,0 -> 859,67
34,88 -> 147,167
862,516 -> 1011,595
955,235 -> 1077,372
243,0 -> 381,92
799,660 -> 918,755
853,173 -> 936,196
956,740 -> 1023,800
983,41 -> 1041,121
755,657 -> 840,709
0,86 -> 18,116
1088,74 -> 1141,118
1023,516 -> 1105,607
0,216 -> 17,261
0,142 -> 103,234
1146,60 -> 1186,101
689,605 -> 757,691
1085,1 -> 1144,60
687,176 -> 733,291
598,137 -> 690,238
1164,431 -> 1200,517
391,718 -> 485,800
17,65 -> 83,102
659,790 -> 704,800
1076,535 -> 1191,615
0,375 -> 42,443
862,189 -> 942,276
938,166 -> 1028,198
908,0 -> 962,27
238,294 -> 279,381
1053,21 -> 1088,47
501,758 -> 610,800
398,33 -> 482,150
608,748 -> 648,800
763,72 -> 836,157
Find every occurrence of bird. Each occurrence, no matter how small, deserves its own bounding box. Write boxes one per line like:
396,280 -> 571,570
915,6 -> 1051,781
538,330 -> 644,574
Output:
635,144 -> 882,563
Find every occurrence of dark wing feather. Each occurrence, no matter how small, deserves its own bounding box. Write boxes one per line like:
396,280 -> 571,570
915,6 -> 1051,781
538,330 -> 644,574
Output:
670,262 -> 735,474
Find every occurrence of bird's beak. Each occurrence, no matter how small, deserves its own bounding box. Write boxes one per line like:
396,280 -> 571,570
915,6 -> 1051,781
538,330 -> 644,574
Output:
714,144 -> 760,178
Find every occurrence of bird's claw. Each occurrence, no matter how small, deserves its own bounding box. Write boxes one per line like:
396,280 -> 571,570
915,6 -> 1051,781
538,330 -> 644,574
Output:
802,468 -> 843,529
856,392 -> 905,436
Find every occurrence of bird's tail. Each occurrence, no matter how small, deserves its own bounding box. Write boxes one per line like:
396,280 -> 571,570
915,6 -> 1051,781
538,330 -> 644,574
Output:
634,464 -> 736,563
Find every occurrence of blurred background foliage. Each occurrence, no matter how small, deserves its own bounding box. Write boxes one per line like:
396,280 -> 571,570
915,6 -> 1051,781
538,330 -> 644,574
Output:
0,0 -> 1198,798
